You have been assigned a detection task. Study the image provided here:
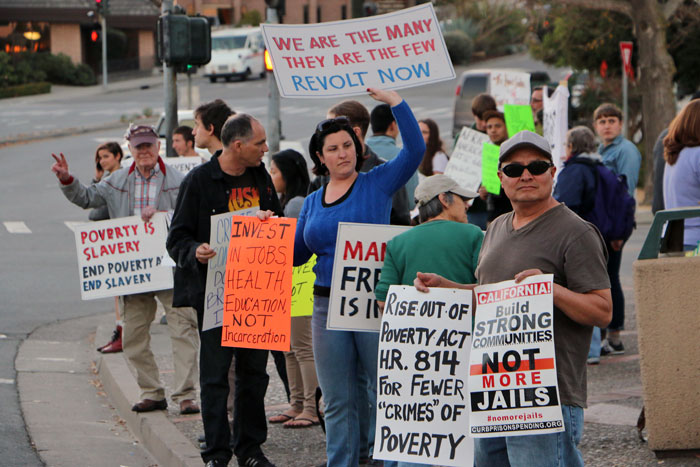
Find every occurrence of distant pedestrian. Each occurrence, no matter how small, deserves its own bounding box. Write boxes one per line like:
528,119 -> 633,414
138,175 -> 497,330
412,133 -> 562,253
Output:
417,118 -> 449,180
663,99 -> 700,250
172,125 -> 200,158
467,94 -> 497,227
471,93 -> 497,133
482,110 -> 512,222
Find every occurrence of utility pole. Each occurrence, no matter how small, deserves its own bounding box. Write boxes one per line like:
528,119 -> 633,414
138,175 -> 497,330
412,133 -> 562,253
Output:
101,13 -> 107,89
266,4 -> 281,159
162,0 -> 178,157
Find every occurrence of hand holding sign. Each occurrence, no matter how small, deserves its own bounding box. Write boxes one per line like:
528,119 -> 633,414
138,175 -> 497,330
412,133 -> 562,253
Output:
367,87 -> 401,106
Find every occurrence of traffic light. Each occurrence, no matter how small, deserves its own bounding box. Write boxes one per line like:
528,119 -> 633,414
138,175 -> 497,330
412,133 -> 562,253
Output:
90,29 -> 100,42
157,13 -> 211,66
265,0 -> 285,16
94,0 -> 109,14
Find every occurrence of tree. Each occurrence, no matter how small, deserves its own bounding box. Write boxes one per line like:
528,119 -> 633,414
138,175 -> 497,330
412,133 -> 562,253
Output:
529,0 -> 688,203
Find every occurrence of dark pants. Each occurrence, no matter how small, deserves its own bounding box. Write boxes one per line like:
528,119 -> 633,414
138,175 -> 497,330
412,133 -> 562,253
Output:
606,244 -> 624,331
197,308 -> 269,464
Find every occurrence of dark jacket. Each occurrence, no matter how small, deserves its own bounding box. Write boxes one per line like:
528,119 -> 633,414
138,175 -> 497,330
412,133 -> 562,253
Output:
166,152 -> 283,309
308,146 -> 411,226
553,152 -> 600,216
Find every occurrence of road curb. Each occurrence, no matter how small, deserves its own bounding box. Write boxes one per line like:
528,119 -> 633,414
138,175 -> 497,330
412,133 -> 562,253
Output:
0,121 -> 127,146
95,317 -> 201,467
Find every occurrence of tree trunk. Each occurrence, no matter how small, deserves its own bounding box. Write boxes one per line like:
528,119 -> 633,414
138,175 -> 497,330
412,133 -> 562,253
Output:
629,0 -> 677,203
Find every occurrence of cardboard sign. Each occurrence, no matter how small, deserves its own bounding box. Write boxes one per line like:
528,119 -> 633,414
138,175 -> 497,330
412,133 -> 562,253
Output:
504,104 -> 536,138
261,3 -> 455,98
481,143 -> 501,195
202,208 -> 258,332
328,222 -> 410,332
291,255 -> 316,317
469,274 -> 564,437
163,156 -> 202,175
221,216 -> 296,351
444,127 -> 490,193
489,71 -> 531,111
74,213 -> 173,300
375,286 -> 474,466
542,84 -> 570,178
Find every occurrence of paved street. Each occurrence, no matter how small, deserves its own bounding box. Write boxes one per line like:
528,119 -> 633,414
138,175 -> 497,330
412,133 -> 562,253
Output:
3,53 -> 697,466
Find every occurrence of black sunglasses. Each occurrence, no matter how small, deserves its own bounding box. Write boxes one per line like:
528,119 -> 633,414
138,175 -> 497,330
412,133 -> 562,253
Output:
316,116 -> 351,133
500,160 -> 553,178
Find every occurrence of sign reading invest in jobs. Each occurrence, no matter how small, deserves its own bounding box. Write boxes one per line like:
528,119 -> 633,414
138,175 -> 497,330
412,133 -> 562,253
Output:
221,216 -> 296,351
261,3 -> 454,98
74,213 -> 173,300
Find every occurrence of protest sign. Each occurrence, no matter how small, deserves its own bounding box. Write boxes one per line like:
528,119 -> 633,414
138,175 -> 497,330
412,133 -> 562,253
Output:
543,84 -> 570,177
481,143 -> 501,195
221,216 -> 296,351
489,71 -> 531,110
444,127 -> 490,193
291,255 -> 316,317
202,208 -> 258,332
74,213 -> 172,300
260,3 -> 454,98
504,104 -> 536,138
469,274 -> 564,437
375,286 -> 474,466
328,222 -> 410,332
163,156 -> 202,175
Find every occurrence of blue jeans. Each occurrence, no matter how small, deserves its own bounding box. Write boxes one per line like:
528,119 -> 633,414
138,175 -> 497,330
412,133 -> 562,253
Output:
474,405 -> 584,467
588,326 -> 601,359
383,461 -> 427,467
312,295 -> 380,467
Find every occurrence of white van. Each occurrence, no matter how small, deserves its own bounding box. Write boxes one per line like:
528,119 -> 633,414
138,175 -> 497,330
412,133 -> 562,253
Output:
204,27 -> 265,83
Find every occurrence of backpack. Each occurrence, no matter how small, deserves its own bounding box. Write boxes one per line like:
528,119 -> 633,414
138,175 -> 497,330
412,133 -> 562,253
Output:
573,159 -> 636,242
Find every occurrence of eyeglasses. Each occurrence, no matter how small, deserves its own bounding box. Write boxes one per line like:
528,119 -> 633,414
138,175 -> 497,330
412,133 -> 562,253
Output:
500,160 -> 553,178
316,116 -> 350,133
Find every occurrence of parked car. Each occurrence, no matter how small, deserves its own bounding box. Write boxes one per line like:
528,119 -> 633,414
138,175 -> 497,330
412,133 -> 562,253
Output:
204,27 -> 266,83
451,69 -> 552,137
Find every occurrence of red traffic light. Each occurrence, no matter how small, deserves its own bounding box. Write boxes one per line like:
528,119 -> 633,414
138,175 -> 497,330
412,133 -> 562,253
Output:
91,30 -> 99,42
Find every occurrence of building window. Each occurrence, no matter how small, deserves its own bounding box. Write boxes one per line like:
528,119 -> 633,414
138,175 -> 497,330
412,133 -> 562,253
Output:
341,5 -> 347,20
303,5 -> 309,24
317,6 -> 321,23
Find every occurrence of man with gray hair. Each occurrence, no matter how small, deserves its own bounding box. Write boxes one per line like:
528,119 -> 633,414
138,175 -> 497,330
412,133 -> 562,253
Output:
168,112 -> 282,467
553,126 -> 601,215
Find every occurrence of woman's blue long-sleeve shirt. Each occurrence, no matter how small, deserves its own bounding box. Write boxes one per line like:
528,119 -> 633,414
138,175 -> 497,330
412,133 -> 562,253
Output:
292,100 -> 425,287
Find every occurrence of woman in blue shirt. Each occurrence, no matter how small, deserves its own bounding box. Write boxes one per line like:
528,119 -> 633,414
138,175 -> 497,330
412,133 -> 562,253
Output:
263,87 -> 424,466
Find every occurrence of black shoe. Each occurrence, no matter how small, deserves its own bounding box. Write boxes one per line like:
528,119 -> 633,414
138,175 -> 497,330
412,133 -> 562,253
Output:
600,339 -> 625,356
131,398 -> 167,412
205,460 -> 228,467
238,455 -> 276,467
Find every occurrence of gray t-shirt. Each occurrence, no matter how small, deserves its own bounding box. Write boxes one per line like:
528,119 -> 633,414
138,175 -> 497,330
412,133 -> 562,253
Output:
475,203 -> 610,407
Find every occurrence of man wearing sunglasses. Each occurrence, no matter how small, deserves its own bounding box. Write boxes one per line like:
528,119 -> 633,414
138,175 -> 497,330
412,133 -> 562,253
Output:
416,131 -> 612,467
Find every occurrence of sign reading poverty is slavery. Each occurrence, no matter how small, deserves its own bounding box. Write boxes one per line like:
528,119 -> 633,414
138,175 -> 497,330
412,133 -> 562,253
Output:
375,286 -> 474,466
469,274 -> 564,437
221,216 -> 296,351
489,71 -> 531,111
291,255 -> 316,317
74,213 -> 172,300
202,208 -> 258,332
328,222 -> 410,332
260,3 -> 454,98
444,127 -> 491,193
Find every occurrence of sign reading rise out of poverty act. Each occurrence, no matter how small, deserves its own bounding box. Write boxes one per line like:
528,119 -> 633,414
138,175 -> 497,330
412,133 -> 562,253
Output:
328,222 -> 410,332
375,286 -> 474,467
260,3 -> 454,98
469,274 -> 564,437
74,213 -> 173,300
444,127 -> 491,193
202,208 -> 258,332
221,216 -> 296,351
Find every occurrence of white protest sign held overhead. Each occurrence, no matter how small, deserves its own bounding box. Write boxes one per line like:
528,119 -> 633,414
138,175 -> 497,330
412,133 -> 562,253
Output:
444,127 -> 491,193
543,84 -> 570,178
328,222 -> 410,332
375,286 -> 474,466
201,208 -> 258,332
469,274 -> 564,437
74,213 -> 172,300
261,3 -> 455,98
489,71 -> 531,111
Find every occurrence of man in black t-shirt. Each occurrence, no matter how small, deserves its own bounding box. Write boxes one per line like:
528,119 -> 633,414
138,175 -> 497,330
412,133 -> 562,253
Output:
168,112 -> 282,467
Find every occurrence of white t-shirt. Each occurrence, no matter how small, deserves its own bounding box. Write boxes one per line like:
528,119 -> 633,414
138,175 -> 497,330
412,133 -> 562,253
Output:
432,151 -> 449,173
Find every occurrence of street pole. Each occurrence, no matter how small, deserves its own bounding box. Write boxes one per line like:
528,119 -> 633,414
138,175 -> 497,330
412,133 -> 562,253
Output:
622,71 -> 628,138
101,14 -> 108,90
162,0 -> 177,157
187,71 -> 192,109
266,7 -> 281,160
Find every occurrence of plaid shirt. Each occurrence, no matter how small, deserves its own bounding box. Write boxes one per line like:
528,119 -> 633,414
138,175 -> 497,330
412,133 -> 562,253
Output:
133,164 -> 162,216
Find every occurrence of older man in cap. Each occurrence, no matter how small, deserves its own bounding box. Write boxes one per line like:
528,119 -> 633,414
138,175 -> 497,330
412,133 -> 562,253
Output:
416,131 -> 612,467
50,124 -> 200,415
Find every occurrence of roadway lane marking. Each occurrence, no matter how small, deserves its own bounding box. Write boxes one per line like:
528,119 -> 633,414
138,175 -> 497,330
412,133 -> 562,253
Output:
0,334 -> 7,339
3,222 -> 31,233
64,221 -> 86,232
0,378 -> 15,385
36,358 -> 75,362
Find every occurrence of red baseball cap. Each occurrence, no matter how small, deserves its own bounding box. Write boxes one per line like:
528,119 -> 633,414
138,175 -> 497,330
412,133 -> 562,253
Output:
126,125 -> 159,146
